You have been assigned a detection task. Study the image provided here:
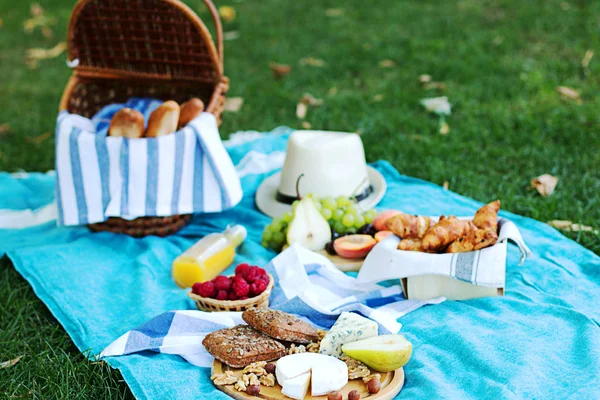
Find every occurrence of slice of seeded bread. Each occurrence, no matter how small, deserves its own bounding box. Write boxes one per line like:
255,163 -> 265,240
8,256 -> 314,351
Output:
242,307 -> 319,344
202,325 -> 286,368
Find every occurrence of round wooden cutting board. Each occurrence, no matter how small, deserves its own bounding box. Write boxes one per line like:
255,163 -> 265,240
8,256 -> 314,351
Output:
212,359 -> 404,400
316,250 -> 364,272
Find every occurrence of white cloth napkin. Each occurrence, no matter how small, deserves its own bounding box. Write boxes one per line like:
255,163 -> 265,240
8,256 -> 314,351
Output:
101,244 -> 443,367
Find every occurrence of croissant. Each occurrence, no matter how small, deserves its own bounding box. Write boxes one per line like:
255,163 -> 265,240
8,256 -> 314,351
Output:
397,239 -> 425,252
473,200 -> 500,233
446,228 -> 498,253
386,214 -> 431,239
422,216 -> 472,252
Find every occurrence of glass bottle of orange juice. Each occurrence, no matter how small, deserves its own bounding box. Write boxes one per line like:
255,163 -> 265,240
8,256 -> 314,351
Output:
172,225 -> 247,288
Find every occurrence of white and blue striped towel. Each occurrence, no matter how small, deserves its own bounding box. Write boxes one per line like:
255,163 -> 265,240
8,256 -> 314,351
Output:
55,98 -> 243,225
101,244 -> 444,367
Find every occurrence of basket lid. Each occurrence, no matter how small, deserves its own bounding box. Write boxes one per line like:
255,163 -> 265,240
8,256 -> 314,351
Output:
67,0 -> 223,84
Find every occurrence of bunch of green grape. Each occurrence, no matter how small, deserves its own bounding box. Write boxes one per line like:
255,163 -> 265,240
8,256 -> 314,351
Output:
261,195 -> 377,252
261,210 -> 294,251
318,196 -> 377,235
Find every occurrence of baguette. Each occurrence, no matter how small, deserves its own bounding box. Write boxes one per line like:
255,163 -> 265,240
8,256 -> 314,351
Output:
178,98 -> 205,128
108,108 -> 144,138
145,100 -> 180,137
242,307 -> 319,344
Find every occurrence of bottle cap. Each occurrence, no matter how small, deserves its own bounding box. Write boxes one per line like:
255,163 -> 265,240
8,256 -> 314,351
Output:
224,225 -> 247,247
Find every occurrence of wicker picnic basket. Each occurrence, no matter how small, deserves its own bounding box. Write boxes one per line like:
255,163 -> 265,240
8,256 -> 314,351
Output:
188,274 -> 274,312
58,0 -> 229,237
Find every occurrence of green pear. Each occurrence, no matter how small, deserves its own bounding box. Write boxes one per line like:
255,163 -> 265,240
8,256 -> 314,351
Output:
286,195 -> 332,251
341,334 -> 413,372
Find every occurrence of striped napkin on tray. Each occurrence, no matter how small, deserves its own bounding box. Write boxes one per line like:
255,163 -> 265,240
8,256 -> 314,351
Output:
55,98 -> 242,225
101,245 -> 444,367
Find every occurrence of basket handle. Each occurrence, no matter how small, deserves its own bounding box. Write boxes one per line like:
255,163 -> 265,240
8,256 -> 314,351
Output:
200,0 -> 223,68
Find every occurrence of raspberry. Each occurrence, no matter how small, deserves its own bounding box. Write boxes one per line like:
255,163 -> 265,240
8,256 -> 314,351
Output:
232,277 -> 250,297
240,296 -> 249,300
228,291 -> 240,301
214,275 -> 231,291
215,290 -> 228,300
191,282 -> 203,295
195,281 -> 216,298
250,279 -> 268,296
256,267 -> 268,277
243,266 -> 261,283
235,263 -> 250,276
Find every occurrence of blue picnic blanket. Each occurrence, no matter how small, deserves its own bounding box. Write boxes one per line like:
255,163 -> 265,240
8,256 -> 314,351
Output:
1,129 -> 599,399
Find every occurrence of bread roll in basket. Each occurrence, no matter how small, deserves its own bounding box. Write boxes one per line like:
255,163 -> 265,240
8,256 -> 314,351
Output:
58,0 -> 230,237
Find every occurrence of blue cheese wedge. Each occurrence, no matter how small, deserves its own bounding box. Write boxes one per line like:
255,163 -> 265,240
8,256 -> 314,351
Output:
319,312 -> 378,357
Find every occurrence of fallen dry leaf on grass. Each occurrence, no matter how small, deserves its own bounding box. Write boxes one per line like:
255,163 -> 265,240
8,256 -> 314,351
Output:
0,355 -> 23,369
325,8 -> 344,17
26,132 -> 51,145
25,42 -> 66,69
420,96 -> 452,116
328,87 -> 338,96
439,121 -> 450,135
0,124 -> 10,136
581,50 -> 594,68
581,49 -> 594,76
270,62 -> 291,79
547,220 -> 598,235
296,94 -> 323,120
379,59 -> 395,68
301,121 -> 312,129
531,174 -> 558,197
296,102 -> 307,119
300,57 -> 325,67
223,31 -> 239,41
23,3 -> 55,38
223,97 -> 243,112
419,74 -> 432,83
0,17 -> 4,28
443,181 -> 449,190
557,86 -> 581,103
373,94 -> 384,102
218,6 -> 236,23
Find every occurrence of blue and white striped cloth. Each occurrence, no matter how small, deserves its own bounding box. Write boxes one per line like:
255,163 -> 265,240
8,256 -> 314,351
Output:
101,244 -> 444,367
55,98 -> 242,225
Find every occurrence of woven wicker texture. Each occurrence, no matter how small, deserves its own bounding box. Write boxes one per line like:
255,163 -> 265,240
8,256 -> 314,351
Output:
188,275 -> 274,312
59,0 -> 228,237
67,0 -> 223,82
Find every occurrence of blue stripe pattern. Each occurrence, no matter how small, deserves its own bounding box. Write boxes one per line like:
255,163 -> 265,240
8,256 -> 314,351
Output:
190,125 -> 228,209
120,139 -> 130,216
55,118 -> 65,225
145,138 -> 159,215
68,127 -> 88,224
192,134 -> 204,212
95,132 -> 111,213
55,98 -> 241,224
170,132 -> 185,215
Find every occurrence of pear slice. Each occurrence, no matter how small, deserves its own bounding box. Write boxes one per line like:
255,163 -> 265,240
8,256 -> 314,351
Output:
341,334 -> 413,372
286,196 -> 332,251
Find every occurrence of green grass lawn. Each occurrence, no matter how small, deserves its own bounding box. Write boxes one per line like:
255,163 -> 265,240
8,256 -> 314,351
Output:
1,0 -> 599,398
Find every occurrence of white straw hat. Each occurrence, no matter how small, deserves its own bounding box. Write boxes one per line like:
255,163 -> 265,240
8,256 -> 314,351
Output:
256,131 -> 386,218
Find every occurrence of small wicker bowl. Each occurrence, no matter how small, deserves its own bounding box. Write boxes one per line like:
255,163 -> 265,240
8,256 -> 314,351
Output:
188,274 -> 274,312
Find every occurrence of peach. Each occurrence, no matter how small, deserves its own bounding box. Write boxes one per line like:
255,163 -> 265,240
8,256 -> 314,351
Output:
374,230 -> 395,242
372,210 -> 401,231
334,235 -> 377,259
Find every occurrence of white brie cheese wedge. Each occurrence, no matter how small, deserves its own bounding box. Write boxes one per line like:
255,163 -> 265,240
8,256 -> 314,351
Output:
275,353 -> 348,399
310,357 -> 348,396
319,312 -> 379,357
281,372 -> 311,400
275,353 -> 318,383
